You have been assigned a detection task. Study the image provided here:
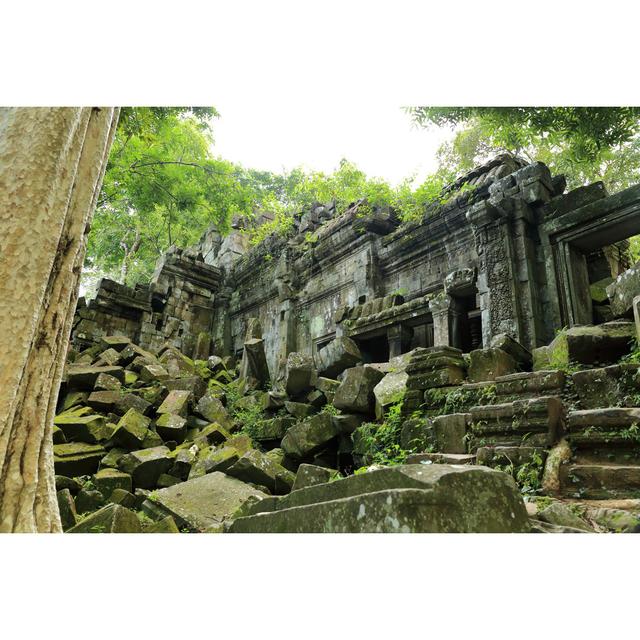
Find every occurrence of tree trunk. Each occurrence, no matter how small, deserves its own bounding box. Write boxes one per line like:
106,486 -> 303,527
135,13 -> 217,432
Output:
119,229 -> 142,284
0,107 -> 119,532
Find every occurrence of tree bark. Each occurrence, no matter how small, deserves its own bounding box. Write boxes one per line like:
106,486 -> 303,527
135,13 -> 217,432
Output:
0,107 -> 119,532
119,228 -> 141,284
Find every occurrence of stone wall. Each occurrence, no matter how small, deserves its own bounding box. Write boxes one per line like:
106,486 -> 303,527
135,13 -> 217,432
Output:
72,153 -> 640,378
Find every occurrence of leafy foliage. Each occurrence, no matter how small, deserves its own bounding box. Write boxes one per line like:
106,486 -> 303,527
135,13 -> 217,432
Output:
88,108 -> 277,286
356,398 -> 412,466
407,107 -> 640,167
494,449 -> 545,495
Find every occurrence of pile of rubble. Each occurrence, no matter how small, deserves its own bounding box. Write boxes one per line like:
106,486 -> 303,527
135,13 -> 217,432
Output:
51,331 -> 536,533
54,315 -> 640,533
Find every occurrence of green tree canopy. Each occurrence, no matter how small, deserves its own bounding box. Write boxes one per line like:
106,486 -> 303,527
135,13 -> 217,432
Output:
88,107 -> 270,287
407,107 -> 640,166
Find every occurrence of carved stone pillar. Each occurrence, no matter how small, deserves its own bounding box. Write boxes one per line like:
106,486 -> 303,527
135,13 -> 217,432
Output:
430,292 -> 453,347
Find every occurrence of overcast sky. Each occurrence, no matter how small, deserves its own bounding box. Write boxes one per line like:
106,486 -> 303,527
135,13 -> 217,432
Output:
210,102 -> 454,185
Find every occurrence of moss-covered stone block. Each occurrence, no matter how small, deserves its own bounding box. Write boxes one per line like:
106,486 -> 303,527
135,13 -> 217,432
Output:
67,504 -> 142,533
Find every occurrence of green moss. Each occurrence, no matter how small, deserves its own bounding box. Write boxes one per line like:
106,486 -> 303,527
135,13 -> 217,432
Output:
193,359 -> 212,380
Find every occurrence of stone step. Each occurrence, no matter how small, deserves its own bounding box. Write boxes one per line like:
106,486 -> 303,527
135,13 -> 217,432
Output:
571,364 -> 640,410
567,407 -> 640,448
561,463 -> 640,500
469,396 -> 564,446
476,445 -> 546,468
406,453 -> 476,465
494,370 -> 566,399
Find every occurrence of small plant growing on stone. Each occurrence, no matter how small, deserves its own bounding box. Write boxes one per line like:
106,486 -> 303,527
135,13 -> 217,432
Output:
355,397 -> 411,466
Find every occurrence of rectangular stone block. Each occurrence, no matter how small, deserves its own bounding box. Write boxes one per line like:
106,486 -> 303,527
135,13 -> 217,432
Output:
495,370 -> 566,398
470,396 -> 564,445
432,413 -> 469,454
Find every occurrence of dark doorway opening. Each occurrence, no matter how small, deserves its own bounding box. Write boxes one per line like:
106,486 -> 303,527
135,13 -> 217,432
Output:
451,292 -> 481,353
356,334 -> 389,363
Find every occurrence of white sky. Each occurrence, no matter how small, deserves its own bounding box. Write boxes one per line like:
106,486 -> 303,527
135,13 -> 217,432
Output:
210,102 -> 454,185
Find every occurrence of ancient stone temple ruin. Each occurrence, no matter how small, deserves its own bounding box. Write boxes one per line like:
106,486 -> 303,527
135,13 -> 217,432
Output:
74,154 -> 640,370
58,153 -> 640,533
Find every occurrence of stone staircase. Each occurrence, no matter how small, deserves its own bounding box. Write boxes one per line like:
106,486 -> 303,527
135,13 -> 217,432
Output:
561,404 -> 640,500
412,360 -> 640,501
467,370 -> 566,474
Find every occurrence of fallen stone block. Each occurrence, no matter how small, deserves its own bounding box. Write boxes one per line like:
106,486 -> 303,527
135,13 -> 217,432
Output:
114,391 -> 153,417
291,464 -> 337,491
53,442 -> 106,477
315,337 -> 362,379
143,472 -> 268,531
544,322 -> 636,367
467,348 -> 518,383
93,468 -> 133,497
155,413 -> 187,443
536,502 -> 593,532
281,413 -> 339,459
118,446 -> 173,489
95,347 -> 122,367
169,446 -> 197,480
225,449 -> 295,495
109,488 -> 137,509
374,370 -> 409,419
157,390 -> 192,417
99,448 -> 127,470
490,333 -> 532,368
606,262 -> 640,317
159,346 -> 196,377
53,413 -> 107,443
59,390 -> 90,411
285,401 -> 316,419
156,473 -> 182,488
52,425 -> 66,444
228,464 -> 529,533
315,377 -> 340,403
284,352 -> 316,397
75,488 -> 105,514
98,335 -> 131,352
67,504 -> 142,533
196,393 -> 232,428
261,390 -> 286,411
146,516 -> 180,533
334,366 -> 385,414
86,390 -> 120,413
112,408 -> 152,450
164,376 -> 207,400
139,363 -> 170,383
331,413 -> 366,435
119,343 -> 156,366
55,475 -> 82,494
251,416 -> 296,442
306,389 -> 326,408
94,372 -> 122,391
585,507 -> 640,533
65,365 -> 125,389
241,338 -> 271,389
